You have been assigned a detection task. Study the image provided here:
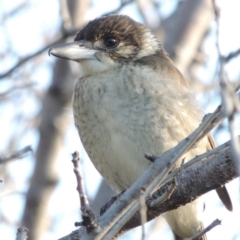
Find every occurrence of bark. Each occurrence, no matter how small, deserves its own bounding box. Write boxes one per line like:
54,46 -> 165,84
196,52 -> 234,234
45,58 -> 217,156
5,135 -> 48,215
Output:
116,139 -> 236,236
58,139 -> 238,240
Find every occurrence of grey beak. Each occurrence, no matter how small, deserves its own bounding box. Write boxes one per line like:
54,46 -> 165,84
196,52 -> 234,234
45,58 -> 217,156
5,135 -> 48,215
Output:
49,40 -> 97,61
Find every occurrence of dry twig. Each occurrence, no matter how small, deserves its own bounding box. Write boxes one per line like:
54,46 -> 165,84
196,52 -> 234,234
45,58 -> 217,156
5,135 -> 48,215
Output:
0,1 -> 134,80
0,146 -> 32,164
187,219 -> 221,240
71,152 -> 98,232
16,227 -> 28,240
212,0 -> 240,173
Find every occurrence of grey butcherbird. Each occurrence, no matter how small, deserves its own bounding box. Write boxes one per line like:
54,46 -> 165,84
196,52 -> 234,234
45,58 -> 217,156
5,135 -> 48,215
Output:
49,15 -> 232,239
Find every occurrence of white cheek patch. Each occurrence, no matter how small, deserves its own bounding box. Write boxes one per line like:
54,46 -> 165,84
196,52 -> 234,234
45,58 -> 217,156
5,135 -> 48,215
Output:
116,43 -> 137,57
136,30 -> 160,58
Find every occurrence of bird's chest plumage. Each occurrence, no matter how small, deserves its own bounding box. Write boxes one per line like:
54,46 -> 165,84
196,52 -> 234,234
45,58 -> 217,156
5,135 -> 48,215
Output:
73,65 -> 205,192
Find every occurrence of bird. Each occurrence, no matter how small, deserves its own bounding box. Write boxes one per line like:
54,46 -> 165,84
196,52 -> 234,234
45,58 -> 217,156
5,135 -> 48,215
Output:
49,15 -> 232,240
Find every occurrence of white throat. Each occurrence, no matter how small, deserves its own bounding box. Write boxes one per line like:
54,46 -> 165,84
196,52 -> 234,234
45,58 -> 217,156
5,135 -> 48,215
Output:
78,52 -> 116,78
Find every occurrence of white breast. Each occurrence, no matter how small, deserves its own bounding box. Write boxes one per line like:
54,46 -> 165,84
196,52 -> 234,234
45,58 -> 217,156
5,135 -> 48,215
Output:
73,64 -> 208,192
73,63 -> 210,238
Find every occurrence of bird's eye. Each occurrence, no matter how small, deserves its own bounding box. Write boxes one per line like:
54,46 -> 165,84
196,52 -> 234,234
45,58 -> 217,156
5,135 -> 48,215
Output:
105,37 -> 118,48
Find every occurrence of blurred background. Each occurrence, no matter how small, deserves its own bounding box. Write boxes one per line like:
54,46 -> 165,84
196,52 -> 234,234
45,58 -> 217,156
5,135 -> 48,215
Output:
0,0 -> 240,239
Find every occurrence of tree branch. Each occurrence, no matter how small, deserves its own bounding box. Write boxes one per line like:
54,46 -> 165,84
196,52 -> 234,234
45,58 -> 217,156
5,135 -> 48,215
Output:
223,48 -> 240,63
16,227 -> 29,240
0,146 -> 32,164
58,138 -> 238,240
59,86 -> 238,240
0,32 -> 74,80
188,219 -> 221,240
0,1 -> 134,80
212,0 -> 240,174
90,95 -> 229,240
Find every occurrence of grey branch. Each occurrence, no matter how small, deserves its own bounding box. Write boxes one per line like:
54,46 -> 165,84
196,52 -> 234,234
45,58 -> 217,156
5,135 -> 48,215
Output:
16,227 -> 29,240
58,138 -> 237,240
71,151 -> 89,208
104,0 -> 133,16
213,0 -> 240,174
107,138 -> 237,237
188,219 -> 221,240
0,33 -> 75,80
58,86 -> 239,239
223,48 -> 240,63
0,146 -> 32,164
0,1 -> 133,80
93,98 -> 226,240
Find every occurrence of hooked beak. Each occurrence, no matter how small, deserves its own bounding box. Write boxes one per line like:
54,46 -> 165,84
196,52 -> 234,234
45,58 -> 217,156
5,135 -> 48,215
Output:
48,40 -> 98,61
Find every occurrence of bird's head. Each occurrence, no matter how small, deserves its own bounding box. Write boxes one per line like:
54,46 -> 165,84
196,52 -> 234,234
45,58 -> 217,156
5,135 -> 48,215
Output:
49,15 -> 169,77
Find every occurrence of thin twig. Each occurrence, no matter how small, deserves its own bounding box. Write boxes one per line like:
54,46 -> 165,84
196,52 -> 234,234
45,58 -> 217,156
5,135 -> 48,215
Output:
71,151 -> 89,208
223,48 -> 240,63
71,152 -> 98,232
0,1 -> 134,80
139,189 -> 147,240
16,227 -> 28,240
188,219 -> 221,240
0,35 -> 68,79
144,153 -> 157,162
0,82 -> 35,98
103,0 -> 133,16
2,2 -> 29,20
0,146 -> 32,164
212,0 -> 240,173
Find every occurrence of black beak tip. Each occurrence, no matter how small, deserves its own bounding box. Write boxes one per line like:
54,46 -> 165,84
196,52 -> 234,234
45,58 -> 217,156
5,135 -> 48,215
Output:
48,48 -> 52,57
